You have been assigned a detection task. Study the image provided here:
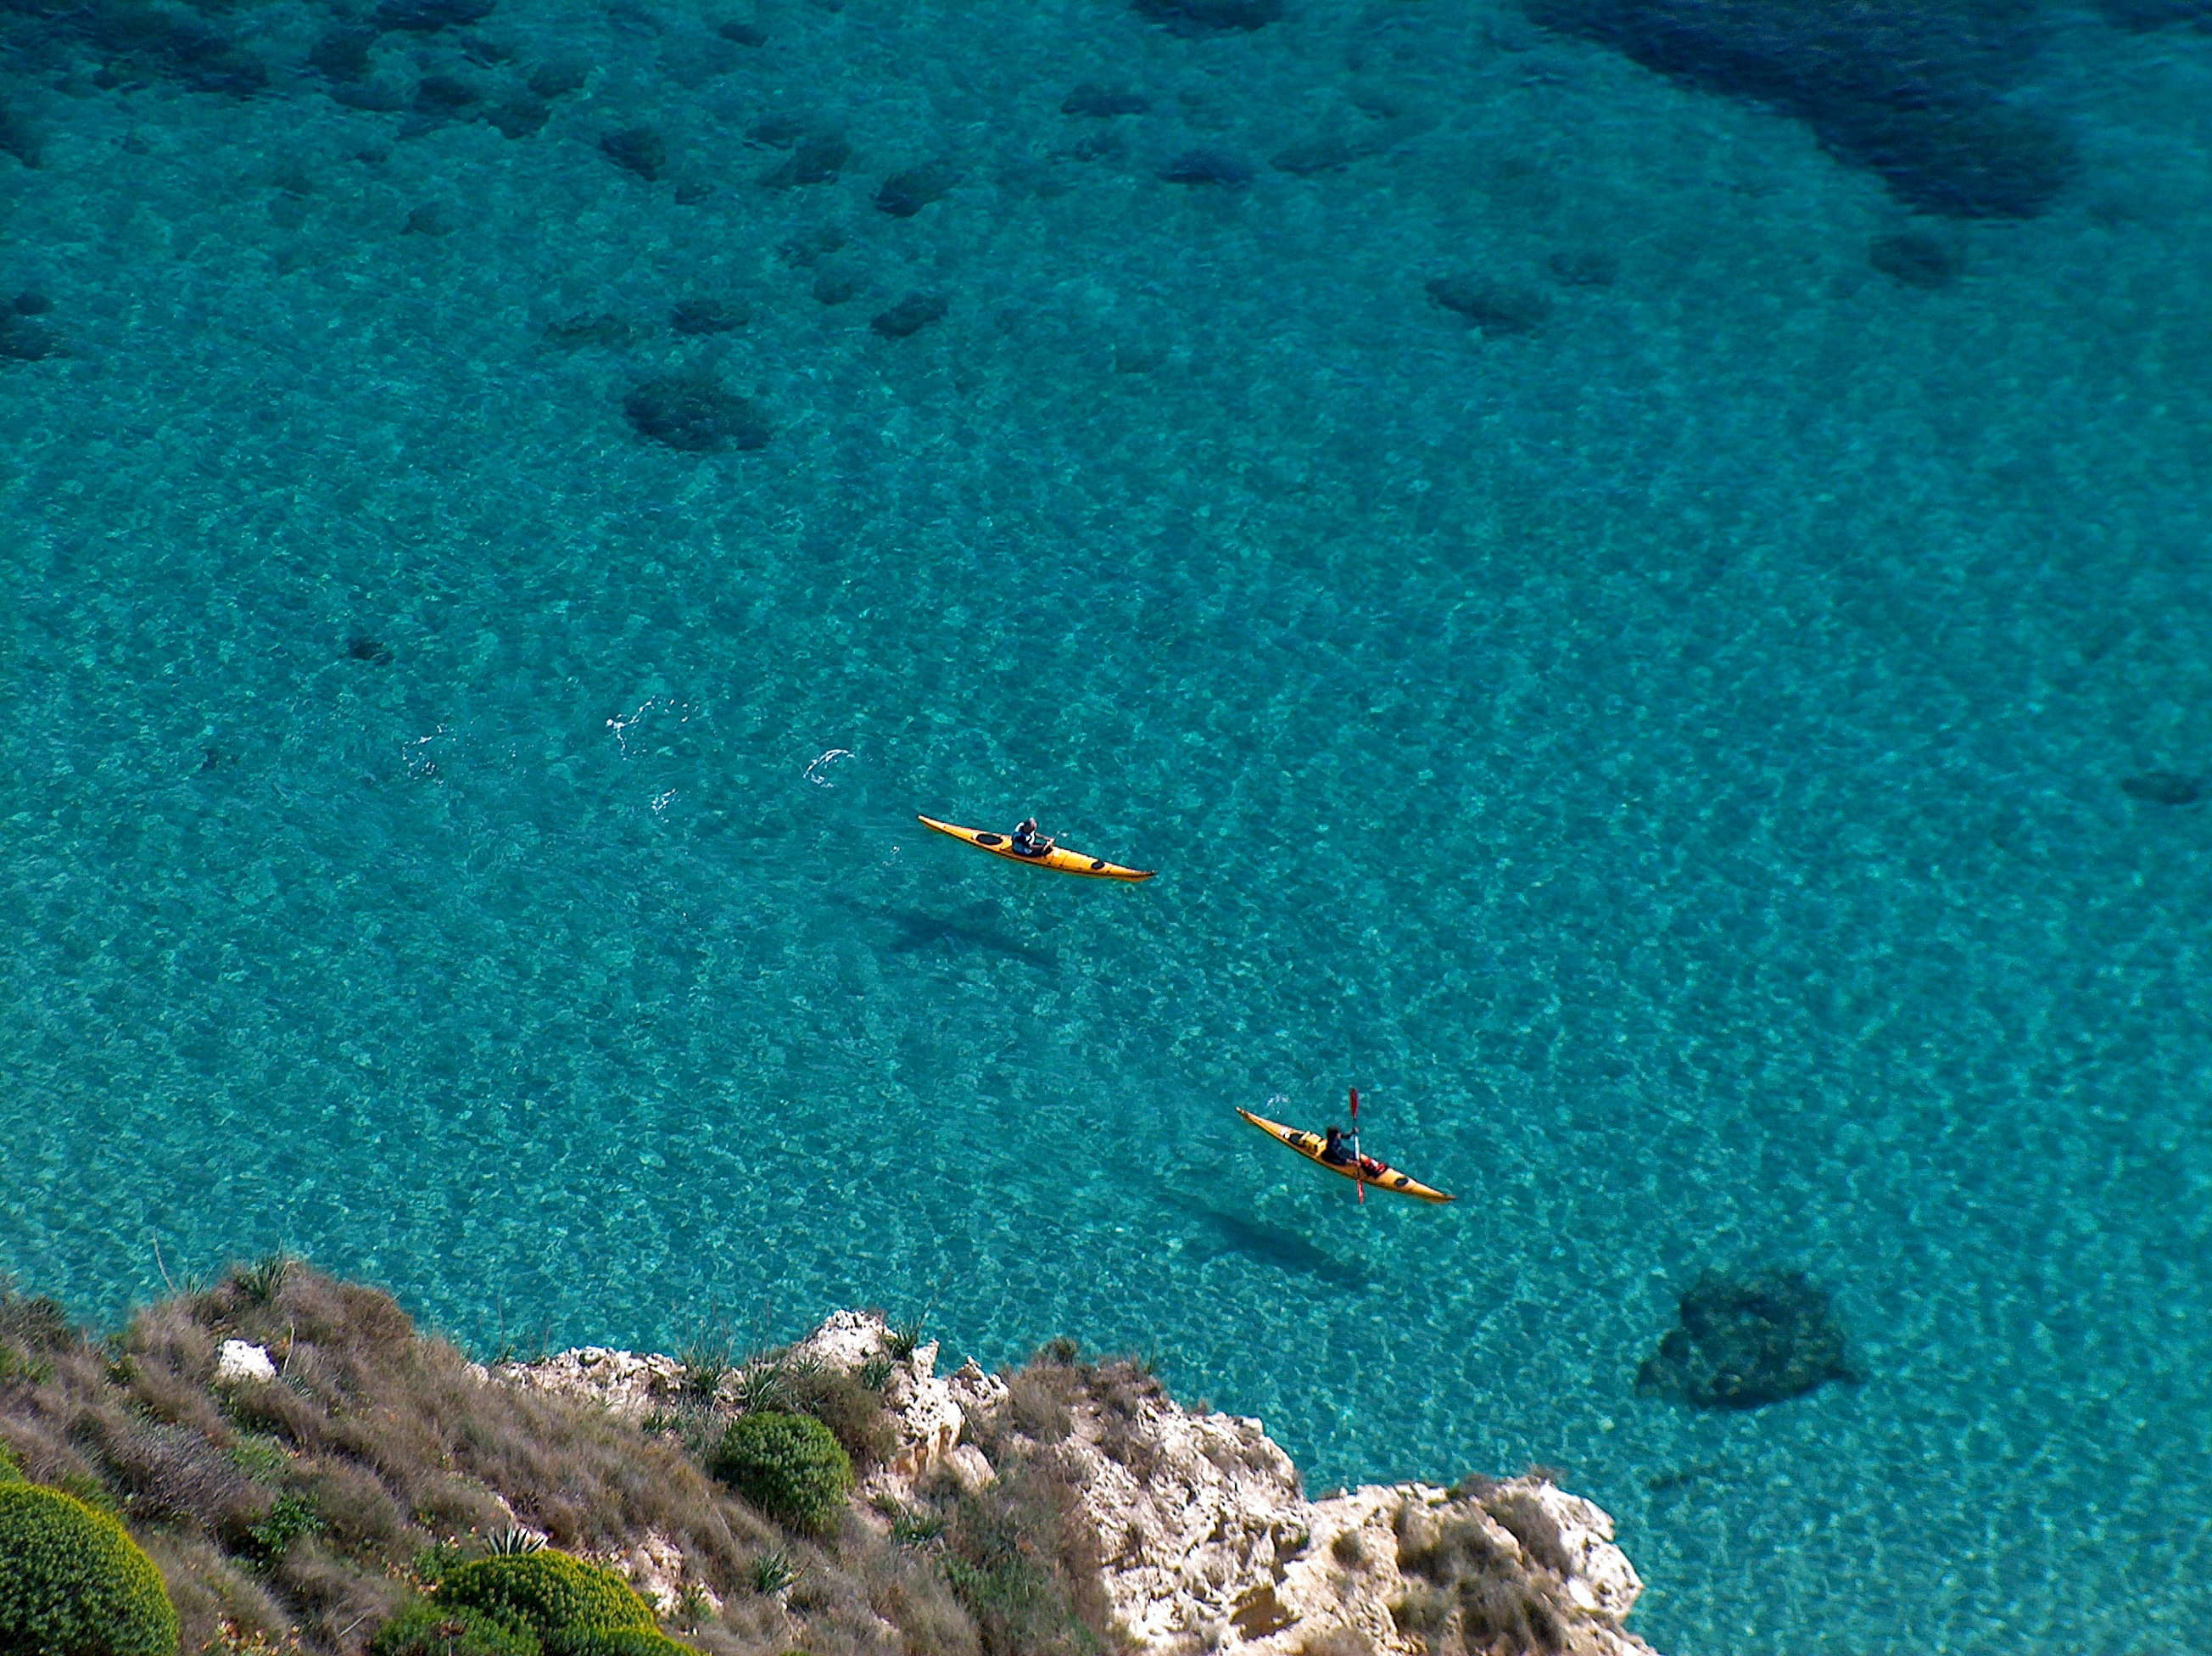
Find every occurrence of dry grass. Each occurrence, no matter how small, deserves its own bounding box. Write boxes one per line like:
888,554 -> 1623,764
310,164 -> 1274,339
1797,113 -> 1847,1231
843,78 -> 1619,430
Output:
785,1362 -> 896,1470
1002,1371 -> 1074,1446
1297,1627 -> 1374,1656
1392,1497 -> 1567,1656
0,1268 -> 924,1654
976,1346 -> 1165,1468
0,1270 -> 1153,1656
1480,1491 -> 1568,1578
937,1446 -> 1107,1656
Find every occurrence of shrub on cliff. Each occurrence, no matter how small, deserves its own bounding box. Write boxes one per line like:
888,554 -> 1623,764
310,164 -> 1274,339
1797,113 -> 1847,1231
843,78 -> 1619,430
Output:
707,1413 -> 851,1534
369,1602 -> 540,1656
0,1481 -> 182,1656
0,1260 -> 788,1654
785,1363 -> 896,1468
941,1454 -> 1105,1656
1392,1498 -> 1564,1656
543,1629 -> 701,1655
436,1550 -> 658,1638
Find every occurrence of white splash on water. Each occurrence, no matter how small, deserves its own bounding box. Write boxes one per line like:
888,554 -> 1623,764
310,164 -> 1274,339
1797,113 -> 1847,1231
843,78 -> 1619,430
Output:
804,747 -> 855,788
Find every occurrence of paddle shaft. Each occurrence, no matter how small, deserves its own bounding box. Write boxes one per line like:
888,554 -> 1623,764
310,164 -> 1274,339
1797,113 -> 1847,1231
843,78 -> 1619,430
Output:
1351,1087 -> 1363,1206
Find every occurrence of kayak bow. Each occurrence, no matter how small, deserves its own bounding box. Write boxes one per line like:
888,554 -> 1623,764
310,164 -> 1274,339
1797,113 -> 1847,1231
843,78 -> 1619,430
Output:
1235,1106 -> 1455,1204
917,815 -> 1155,882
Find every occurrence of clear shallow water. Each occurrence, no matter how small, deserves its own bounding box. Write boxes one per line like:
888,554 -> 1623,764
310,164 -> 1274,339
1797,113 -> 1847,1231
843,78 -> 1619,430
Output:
5,1 -> 2212,1650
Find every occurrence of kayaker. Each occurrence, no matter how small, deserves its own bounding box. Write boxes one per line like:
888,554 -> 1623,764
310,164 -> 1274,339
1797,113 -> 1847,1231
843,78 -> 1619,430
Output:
1321,1126 -> 1357,1166
1010,818 -> 1055,858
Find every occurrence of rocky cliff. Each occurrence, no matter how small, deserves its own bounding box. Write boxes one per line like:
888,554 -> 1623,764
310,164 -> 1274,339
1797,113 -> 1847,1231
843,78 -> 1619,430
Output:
507,1312 -> 1657,1656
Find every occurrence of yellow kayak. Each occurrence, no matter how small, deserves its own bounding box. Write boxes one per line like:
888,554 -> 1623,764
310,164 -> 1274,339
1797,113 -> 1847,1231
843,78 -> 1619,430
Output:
1236,1106 -> 1455,1204
917,815 -> 1155,882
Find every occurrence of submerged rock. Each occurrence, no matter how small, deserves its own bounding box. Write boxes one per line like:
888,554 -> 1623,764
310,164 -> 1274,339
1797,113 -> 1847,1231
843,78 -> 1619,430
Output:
543,312 -> 636,349
1160,148 -> 1254,187
401,202 -> 459,236
1062,83 -> 1151,116
2095,0 -> 2212,27
1271,135 -> 1364,176
0,314 -> 62,361
1869,231 -> 1961,289
623,372 -> 769,452
486,95 -> 550,139
372,0 -> 495,32
1427,272 -> 1551,335
870,292 -> 948,338
411,72 -> 483,115
0,101 -> 41,168
1524,0 -> 2072,217
670,296 -> 751,335
875,162 -> 957,218
332,79 -> 407,112
760,133 -> 850,187
1547,248 -> 1618,288
80,0 -> 269,97
779,224 -> 845,266
308,25 -> 378,80
528,56 -> 590,97
600,126 -> 668,181
746,113 -> 808,148
1637,1267 -> 1862,1410
2121,771 -> 2203,806
1132,0 -> 1282,35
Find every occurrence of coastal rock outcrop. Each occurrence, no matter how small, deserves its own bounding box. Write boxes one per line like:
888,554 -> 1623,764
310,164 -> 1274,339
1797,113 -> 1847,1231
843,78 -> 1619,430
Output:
506,1313 -> 1656,1656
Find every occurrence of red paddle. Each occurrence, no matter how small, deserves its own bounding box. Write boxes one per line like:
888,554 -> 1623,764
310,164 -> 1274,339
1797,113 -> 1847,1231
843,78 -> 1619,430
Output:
1350,1086 -> 1364,1206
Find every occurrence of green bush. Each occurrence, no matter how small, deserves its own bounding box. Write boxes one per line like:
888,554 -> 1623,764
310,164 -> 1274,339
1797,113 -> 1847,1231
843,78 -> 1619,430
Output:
244,1492 -> 326,1561
707,1412 -> 852,1535
0,1444 -> 21,1485
543,1629 -> 699,1656
0,1346 -> 53,1385
437,1550 -> 657,1639
0,1482 -> 181,1656
369,1602 -> 542,1656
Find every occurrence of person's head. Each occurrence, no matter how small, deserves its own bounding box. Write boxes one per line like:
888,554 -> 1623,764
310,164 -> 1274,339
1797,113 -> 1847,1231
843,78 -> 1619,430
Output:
1327,1125 -> 1343,1140
1019,818 -> 1036,831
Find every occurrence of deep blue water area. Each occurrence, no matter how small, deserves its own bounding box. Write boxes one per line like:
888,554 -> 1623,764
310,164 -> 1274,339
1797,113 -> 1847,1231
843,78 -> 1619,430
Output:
6,0 -> 2212,1649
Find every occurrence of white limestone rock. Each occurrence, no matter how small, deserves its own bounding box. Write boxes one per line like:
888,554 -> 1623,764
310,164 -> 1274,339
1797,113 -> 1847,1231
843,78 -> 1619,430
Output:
214,1339 -> 276,1385
500,1312 -> 986,1497
1528,1481 -> 1643,1622
790,1307 -> 889,1372
941,1442 -> 997,1493
495,1345 -> 682,1419
595,1528 -> 718,1619
960,1368 -> 1653,1656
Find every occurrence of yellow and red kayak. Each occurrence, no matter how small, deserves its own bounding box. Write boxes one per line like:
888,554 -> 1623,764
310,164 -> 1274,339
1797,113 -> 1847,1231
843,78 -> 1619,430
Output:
1236,1106 -> 1455,1204
917,815 -> 1155,882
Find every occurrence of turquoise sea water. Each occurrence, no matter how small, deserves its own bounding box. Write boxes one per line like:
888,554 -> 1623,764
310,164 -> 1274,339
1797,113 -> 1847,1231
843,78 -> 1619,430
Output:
6,0 -> 2212,1649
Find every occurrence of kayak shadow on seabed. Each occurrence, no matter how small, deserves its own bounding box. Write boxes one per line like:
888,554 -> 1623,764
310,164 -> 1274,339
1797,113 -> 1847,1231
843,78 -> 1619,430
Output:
828,894 -> 1060,972
1159,1189 -> 1372,1293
